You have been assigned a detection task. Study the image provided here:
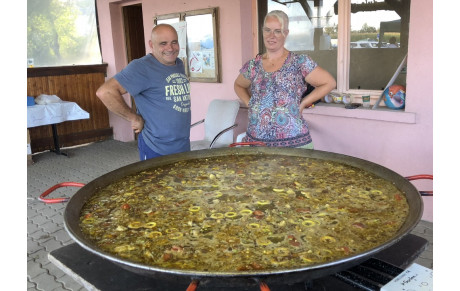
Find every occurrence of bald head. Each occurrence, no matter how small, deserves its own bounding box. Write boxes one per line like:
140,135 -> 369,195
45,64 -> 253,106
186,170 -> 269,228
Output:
151,24 -> 178,41
149,24 -> 180,66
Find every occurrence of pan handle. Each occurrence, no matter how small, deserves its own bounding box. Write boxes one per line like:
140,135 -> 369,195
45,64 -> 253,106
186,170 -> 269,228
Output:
405,175 -> 433,196
259,281 -> 271,291
186,279 -> 200,291
229,141 -> 266,147
38,182 -> 85,203
185,279 -> 270,291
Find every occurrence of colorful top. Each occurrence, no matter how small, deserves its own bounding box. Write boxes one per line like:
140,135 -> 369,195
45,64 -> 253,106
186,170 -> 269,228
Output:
239,52 -> 317,147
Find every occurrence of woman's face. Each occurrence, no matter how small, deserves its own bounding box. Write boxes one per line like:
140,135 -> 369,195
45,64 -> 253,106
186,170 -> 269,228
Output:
263,16 -> 288,52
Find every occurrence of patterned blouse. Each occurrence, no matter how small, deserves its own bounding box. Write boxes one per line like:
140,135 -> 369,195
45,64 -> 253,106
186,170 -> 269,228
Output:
240,51 -> 318,147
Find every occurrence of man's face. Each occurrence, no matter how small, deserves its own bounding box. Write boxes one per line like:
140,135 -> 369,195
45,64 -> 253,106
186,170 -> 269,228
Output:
149,26 -> 180,66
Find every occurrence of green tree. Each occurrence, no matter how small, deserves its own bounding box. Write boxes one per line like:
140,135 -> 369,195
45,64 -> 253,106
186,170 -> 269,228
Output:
324,24 -> 338,38
27,0 -> 96,66
359,23 -> 377,33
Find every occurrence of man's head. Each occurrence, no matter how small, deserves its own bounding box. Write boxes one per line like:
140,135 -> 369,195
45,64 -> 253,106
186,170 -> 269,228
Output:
149,24 -> 179,66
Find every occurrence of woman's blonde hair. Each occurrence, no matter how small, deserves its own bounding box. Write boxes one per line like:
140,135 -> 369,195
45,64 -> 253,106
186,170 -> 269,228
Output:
264,10 -> 289,34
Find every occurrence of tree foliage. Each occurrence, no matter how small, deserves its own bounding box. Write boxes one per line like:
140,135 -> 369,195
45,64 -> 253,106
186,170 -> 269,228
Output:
324,24 -> 338,37
357,23 -> 377,33
27,0 -> 99,66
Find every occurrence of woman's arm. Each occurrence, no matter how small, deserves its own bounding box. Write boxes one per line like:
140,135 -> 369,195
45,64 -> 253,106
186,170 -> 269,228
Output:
300,66 -> 336,111
234,74 -> 252,106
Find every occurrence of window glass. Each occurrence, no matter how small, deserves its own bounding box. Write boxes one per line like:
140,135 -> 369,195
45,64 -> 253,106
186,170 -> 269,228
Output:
268,0 -> 337,51
267,1 -> 313,51
156,8 -> 221,82
157,18 -> 180,25
265,0 -> 409,92
267,0 -> 338,82
349,0 -> 409,90
185,13 -> 219,82
27,0 -> 102,67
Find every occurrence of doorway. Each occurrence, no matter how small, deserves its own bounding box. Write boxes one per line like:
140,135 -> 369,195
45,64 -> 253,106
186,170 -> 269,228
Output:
123,4 -> 146,62
122,4 -> 146,140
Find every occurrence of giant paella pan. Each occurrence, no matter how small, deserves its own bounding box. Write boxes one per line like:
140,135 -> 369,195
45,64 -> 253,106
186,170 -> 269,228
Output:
64,147 -> 423,289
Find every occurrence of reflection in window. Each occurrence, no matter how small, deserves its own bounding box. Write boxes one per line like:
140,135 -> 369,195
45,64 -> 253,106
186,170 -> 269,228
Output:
27,0 -> 102,67
157,18 -> 180,25
186,14 -> 213,51
267,0 -> 338,84
351,0 -> 401,48
185,13 -> 218,81
265,0 -> 410,92
155,8 -> 220,82
268,0 -> 337,51
349,0 -> 409,90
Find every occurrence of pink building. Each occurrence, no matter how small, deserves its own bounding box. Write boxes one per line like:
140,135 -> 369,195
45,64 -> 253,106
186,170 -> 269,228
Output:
96,0 -> 433,221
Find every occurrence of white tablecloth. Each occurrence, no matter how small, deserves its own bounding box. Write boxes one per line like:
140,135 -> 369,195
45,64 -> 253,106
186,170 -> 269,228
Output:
27,101 -> 90,128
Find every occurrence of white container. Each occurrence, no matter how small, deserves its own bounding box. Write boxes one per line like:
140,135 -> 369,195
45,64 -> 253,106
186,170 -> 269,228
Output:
324,94 -> 334,103
362,95 -> 371,108
342,93 -> 352,104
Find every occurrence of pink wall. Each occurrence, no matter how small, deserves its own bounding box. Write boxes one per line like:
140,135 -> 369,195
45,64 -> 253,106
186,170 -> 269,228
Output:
96,0 -> 254,141
303,0 -> 433,221
96,0 -> 433,221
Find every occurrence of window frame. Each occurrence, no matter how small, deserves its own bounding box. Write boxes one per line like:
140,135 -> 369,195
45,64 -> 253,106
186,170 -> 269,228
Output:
258,0 -> 415,122
154,7 -> 221,83
260,0 -> 407,105
336,0 -> 384,100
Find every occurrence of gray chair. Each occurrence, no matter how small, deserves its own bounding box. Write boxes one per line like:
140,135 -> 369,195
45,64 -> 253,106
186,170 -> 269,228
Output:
190,99 -> 240,150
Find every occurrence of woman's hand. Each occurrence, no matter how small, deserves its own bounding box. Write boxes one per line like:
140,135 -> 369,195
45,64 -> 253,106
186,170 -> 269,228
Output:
299,101 -> 315,112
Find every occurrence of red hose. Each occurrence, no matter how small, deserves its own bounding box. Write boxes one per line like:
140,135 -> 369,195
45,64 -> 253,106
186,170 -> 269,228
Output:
38,182 -> 85,203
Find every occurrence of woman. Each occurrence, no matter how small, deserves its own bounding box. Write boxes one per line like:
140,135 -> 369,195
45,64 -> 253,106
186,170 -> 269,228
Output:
234,10 -> 336,149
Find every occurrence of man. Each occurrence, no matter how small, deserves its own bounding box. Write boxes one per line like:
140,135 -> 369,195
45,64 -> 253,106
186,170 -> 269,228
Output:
388,37 -> 398,48
96,24 -> 191,160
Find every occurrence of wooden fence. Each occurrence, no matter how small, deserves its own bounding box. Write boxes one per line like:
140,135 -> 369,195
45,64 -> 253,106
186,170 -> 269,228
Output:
27,64 -> 113,153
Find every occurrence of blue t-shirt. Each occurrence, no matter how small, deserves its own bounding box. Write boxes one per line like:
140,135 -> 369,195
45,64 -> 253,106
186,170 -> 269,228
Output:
114,54 -> 191,155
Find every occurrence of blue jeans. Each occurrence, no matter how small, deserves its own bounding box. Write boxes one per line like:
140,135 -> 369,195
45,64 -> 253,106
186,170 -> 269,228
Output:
138,132 -> 162,161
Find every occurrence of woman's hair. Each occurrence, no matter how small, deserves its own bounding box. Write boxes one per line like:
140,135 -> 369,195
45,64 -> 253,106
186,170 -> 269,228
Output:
264,10 -> 289,33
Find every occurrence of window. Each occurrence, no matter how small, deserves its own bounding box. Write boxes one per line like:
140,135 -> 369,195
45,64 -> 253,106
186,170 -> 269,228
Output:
27,0 -> 102,67
155,8 -> 221,83
262,0 -> 410,104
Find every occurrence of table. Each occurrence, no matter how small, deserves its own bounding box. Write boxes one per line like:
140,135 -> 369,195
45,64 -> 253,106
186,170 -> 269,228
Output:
27,101 -> 90,156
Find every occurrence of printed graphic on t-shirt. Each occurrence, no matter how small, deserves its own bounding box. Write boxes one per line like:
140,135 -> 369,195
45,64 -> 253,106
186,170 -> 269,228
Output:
165,73 -> 191,113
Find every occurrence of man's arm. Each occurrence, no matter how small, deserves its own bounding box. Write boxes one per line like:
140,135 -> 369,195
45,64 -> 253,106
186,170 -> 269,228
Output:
96,78 -> 144,133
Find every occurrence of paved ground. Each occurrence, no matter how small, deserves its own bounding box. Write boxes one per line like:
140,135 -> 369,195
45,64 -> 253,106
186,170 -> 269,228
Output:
26,140 -> 433,291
